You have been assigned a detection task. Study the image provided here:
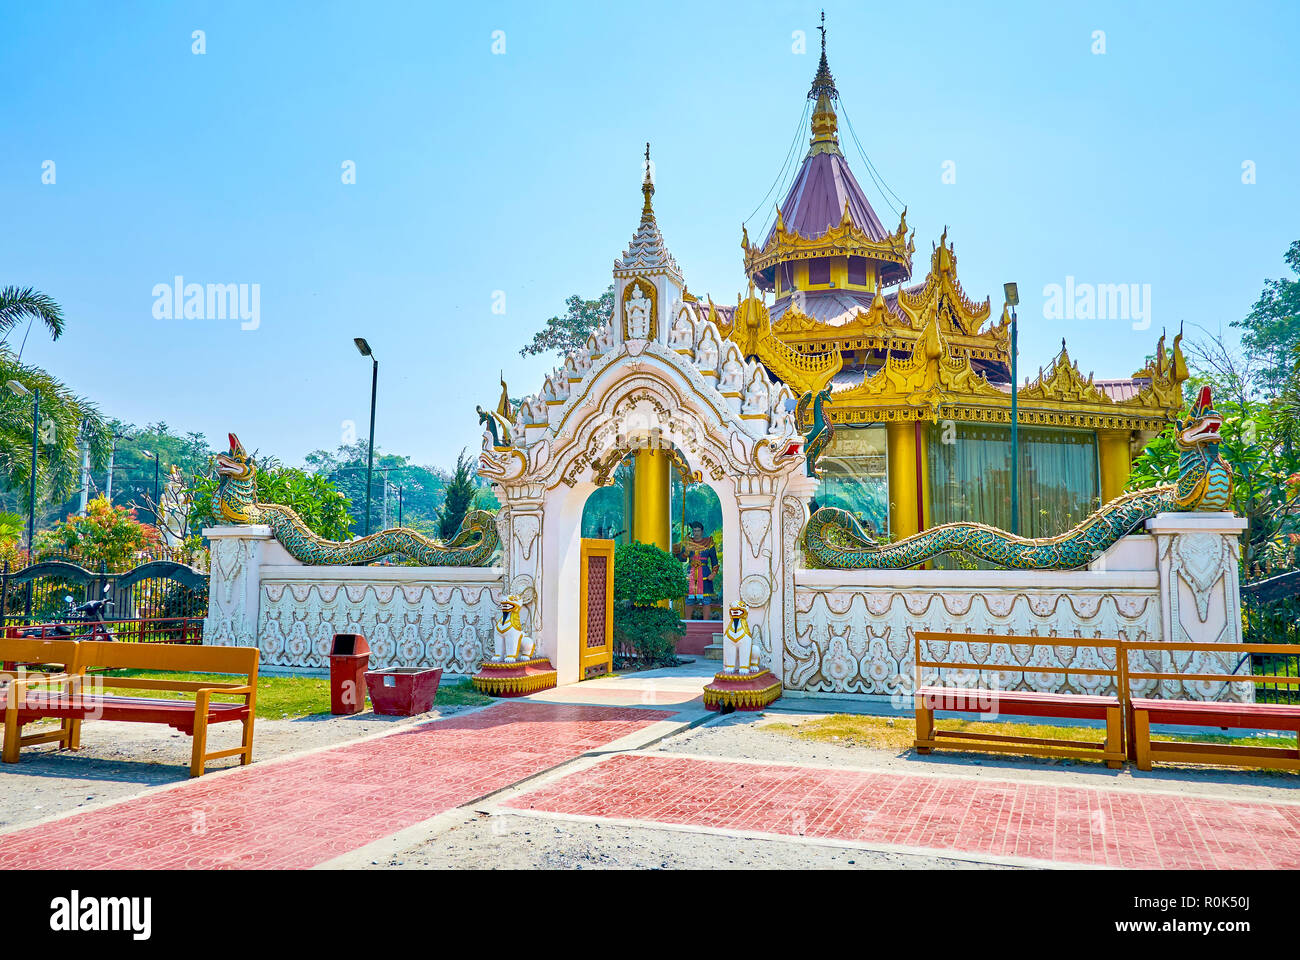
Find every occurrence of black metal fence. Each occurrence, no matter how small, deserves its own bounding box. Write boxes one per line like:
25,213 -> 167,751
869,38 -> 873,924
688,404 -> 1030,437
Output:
0,551 -> 208,643
1240,556 -> 1300,703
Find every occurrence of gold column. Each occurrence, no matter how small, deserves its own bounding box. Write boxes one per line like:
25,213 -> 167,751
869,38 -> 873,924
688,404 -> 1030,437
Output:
632,448 -> 671,551
1097,430 -> 1132,505
916,422 -> 931,532
886,420 -> 919,540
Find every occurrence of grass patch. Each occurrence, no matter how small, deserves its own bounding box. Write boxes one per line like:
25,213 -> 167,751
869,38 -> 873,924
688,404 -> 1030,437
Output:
763,714 -> 1298,769
98,670 -> 491,719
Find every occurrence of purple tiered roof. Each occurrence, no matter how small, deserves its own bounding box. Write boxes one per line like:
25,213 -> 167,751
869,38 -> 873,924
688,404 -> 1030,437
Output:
763,150 -> 889,248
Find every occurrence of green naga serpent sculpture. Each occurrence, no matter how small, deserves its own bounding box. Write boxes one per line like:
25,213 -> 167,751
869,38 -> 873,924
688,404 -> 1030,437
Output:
214,434 -> 499,566
803,385 -> 1234,570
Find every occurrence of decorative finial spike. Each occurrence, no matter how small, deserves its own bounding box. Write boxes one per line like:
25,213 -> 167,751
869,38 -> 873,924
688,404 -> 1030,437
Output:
640,142 -> 655,221
808,10 -> 838,101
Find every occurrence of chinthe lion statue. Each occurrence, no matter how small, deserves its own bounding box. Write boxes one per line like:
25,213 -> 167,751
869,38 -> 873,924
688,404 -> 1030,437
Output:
492,595 -> 537,663
722,602 -> 762,676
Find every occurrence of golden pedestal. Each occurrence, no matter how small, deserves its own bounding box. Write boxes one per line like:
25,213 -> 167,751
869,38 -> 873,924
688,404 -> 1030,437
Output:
471,657 -> 557,697
702,669 -> 782,712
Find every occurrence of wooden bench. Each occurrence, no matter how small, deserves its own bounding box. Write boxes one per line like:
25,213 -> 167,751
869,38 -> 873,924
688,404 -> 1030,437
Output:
0,637 -> 83,759
1125,640 -> 1300,771
2,641 -> 259,778
914,632 -> 1127,768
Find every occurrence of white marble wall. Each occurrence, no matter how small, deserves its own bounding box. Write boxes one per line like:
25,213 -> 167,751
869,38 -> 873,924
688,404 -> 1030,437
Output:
787,514 -> 1252,703
204,526 -> 504,674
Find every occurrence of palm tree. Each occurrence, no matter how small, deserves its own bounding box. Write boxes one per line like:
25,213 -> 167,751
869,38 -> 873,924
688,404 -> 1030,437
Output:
0,286 -> 65,345
0,351 -> 110,514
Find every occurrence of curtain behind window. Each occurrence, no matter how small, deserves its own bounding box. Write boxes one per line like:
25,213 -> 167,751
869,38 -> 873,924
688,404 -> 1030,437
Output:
928,424 -> 1099,539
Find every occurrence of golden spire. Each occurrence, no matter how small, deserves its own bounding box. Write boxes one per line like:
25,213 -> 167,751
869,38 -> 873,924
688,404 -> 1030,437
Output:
808,12 -> 840,154
641,141 -> 655,222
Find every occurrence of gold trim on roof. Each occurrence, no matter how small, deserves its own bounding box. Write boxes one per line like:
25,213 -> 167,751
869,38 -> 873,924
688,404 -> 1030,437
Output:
896,228 -> 995,337
762,231 -> 1012,367
743,203 -> 915,283
722,289 -> 842,395
824,307 -> 1188,430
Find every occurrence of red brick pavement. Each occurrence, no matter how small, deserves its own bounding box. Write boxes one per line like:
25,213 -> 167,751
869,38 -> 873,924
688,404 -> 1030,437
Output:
503,753 -> 1300,868
0,702 -> 673,869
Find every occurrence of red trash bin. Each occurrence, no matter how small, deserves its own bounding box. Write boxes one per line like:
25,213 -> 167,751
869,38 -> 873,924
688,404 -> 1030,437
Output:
329,633 -> 371,715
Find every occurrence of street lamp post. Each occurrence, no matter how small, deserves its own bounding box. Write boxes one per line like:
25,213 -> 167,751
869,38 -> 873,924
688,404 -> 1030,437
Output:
6,380 -> 38,555
354,338 -> 378,536
1003,282 -> 1020,535
141,450 -> 161,525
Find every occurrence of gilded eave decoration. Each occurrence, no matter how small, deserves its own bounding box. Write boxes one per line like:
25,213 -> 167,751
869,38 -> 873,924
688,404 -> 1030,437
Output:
826,317 -> 1190,431
742,202 -> 915,280
765,231 -> 1012,366
723,291 -> 842,396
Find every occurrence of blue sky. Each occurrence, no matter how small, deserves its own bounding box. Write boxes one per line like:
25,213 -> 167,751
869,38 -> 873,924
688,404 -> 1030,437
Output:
3,0 -> 1297,469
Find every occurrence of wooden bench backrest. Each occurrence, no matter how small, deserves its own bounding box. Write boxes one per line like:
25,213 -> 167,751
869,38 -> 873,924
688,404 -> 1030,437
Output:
914,631 -> 1124,689
1123,640 -> 1300,689
74,642 -> 259,679
0,637 -> 82,672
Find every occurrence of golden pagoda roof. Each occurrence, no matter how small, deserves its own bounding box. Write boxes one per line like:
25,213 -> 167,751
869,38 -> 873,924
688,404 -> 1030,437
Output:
744,200 -> 914,291
825,310 -> 1189,432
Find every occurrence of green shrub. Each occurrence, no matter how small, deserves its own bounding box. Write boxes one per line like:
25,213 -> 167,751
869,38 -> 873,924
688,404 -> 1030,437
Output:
614,541 -> 687,606
613,604 -> 683,664
612,541 -> 687,666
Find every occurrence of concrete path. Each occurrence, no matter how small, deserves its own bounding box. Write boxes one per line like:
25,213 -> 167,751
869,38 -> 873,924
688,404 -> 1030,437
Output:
0,701 -> 685,869
498,751 -> 1300,869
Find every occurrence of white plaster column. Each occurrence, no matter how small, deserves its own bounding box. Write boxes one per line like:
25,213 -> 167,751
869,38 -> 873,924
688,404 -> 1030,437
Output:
778,473 -> 818,680
1146,512 -> 1248,646
203,525 -> 281,647
500,496 -> 546,657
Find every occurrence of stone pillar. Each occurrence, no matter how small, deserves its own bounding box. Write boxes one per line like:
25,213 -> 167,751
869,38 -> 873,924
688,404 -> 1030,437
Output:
1146,511 -> 1250,701
203,525 -> 276,648
886,420 -> 919,540
1147,512 -> 1248,645
1098,430 -> 1132,504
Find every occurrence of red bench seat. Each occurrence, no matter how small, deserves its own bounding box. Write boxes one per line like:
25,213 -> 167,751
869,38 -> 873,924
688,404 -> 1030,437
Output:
1129,697 -> 1300,771
1,690 -> 250,736
917,686 -> 1119,720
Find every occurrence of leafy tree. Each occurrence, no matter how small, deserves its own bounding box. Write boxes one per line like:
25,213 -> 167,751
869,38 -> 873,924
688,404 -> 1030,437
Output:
1232,241 -> 1300,395
437,449 -> 477,539
34,495 -> 160,569
519,285 -> 614,359
0,286 -> 65,344
0,350 -> 111,527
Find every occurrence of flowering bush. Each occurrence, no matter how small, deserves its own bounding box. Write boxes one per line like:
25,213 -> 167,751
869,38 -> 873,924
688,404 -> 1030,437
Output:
34,495 -> 161,570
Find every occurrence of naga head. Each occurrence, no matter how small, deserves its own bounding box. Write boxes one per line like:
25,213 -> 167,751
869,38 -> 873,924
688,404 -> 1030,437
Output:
1175,385 -> 1223,452
214,433 -> 259,523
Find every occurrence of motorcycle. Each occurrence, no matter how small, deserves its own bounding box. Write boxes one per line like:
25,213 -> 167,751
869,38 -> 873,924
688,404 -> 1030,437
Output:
17,586 -> 118,641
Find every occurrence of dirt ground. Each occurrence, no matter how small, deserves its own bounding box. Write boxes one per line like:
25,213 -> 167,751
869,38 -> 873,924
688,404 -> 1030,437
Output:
380,811 -> 1015,870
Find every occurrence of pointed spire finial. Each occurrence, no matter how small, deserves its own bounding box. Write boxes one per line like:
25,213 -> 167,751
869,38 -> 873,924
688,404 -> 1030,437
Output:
808,10 -> 838,101
641,141 -> 655,222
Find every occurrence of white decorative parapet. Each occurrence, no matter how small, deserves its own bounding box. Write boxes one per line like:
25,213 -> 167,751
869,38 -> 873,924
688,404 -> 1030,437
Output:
203,526 -> 505,674
787,513 -> 1250,702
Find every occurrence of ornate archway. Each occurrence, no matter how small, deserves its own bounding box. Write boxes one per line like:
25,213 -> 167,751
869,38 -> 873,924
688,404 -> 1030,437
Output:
479,328 -> 814,685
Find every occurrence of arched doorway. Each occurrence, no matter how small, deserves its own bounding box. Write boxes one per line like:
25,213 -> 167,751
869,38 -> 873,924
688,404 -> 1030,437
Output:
578,445 -> 726,662
479,325 -> 814,686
